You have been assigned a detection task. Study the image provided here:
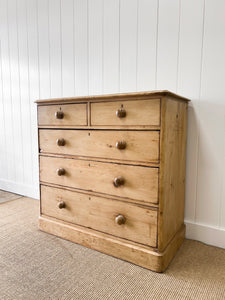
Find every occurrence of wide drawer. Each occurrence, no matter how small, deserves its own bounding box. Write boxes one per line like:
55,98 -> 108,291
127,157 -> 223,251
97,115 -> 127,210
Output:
91,99 -> 160,127
39,130 -> 159,164
40,156 -> 159,204
41,185 -> 157,247
38,103 -> 87,126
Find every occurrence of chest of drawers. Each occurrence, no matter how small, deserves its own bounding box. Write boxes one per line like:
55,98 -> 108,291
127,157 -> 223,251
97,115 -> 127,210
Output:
36,91 -> 190,272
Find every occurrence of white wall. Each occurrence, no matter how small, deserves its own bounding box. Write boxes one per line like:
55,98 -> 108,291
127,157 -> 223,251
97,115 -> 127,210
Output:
0,0 -> 224,249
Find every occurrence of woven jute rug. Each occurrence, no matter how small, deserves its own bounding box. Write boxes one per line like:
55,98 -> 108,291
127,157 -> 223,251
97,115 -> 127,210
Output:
0,197 -> 225,300
0,190 -> 22,204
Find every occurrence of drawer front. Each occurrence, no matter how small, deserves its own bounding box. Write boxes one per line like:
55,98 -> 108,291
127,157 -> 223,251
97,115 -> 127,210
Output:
91,99 -> 160,127
41,185 -> 157,247
40,156 -> 159,204
39,130 -> 159,163
38,103 -> 87,126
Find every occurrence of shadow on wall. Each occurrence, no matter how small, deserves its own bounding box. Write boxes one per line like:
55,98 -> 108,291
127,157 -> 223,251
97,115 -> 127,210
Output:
185,99 -> 225,228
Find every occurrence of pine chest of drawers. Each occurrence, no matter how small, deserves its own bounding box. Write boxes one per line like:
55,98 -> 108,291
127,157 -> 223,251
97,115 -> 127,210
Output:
36,91 -> 190,272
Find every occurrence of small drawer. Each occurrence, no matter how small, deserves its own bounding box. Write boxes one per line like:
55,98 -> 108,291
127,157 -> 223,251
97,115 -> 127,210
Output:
91,99 -> 160,127
41,185 -> 157,247
38,103 -> 87,126
39,129 -> 160,164
40,156 -> 159,205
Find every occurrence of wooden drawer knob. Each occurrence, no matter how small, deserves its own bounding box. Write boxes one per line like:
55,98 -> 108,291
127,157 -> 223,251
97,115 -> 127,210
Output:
55,111 -> 64,119
116,108 -> 126,118
113,176 -> 125,187
115,214 -> 126,225
116,141 -> 126,150
56,138 -> 65,146
58,201 -> 66,209
57,168 -> 65,176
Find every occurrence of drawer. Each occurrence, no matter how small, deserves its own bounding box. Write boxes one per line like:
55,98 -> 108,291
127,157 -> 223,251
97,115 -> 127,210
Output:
91,99 -> 160,127
41,185 -> 157,247
39,130 -> 159,164
38,103 -> 87,126
40,156 -> 159,204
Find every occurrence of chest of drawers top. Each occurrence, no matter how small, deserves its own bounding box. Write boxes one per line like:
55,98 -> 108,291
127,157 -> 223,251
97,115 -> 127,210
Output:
37,90 -> 190,272
36,90 -> 189,129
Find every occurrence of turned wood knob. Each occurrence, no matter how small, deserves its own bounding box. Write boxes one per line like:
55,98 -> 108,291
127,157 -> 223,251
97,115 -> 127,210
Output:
113,176 -> 125,187
58,201 -> 66,209
115,214 -> 126,225
116,141 -> 126,150
55,111 -> 64,119
116,108 -> 126,118
56,138 -> 65,146
56,168 -> 65,176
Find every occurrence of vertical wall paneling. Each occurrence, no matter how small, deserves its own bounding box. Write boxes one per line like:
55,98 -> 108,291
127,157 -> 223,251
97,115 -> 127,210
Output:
7,0 -> 23,183
74,0 -> 88,96
177,0 -> 204,222
103,0 -> 119,94
0,0 -> 225,247
177,0 -> 205,99
156,0 -> 180,91
195,0 -> 225,226
37,0 -> 51,99
61,0 -> 75,96
88,0 -> 103,95
49,0 -> 62,98
0,42 -> 7,175
221,129 -> 225,228
17,0 -> 33,185
137,0 -> 158,91
0,0 -> 15,181
27,0 -> 40,198
120,0 -> 138,93
0,41 -> 3,170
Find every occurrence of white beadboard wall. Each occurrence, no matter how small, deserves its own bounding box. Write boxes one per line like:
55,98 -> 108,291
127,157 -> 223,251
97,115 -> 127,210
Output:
0,0 -> 224,249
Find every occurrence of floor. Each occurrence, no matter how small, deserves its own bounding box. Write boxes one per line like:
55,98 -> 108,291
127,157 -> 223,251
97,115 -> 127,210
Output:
0,190 -> 22,204
0,191 -> 225,300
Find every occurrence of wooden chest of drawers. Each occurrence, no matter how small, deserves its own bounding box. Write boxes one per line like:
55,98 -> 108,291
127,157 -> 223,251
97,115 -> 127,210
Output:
36,91 -> 190,272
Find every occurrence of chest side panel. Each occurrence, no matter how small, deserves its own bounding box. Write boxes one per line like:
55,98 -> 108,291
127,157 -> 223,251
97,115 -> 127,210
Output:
158,98 -> 188,251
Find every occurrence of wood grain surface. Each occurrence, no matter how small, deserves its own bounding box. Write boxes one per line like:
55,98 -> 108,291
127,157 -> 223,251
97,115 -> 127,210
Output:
38,103 -> 87,126
158,97 -> 188,251
91,99 -> 160,126
41,185 -> 158,246
39,129 -> 160,164
40,156 -> 159,204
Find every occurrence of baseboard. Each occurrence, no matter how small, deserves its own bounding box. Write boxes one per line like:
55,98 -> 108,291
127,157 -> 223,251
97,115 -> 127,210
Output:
185,220 -> 225,249
0,179 -> 39,199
